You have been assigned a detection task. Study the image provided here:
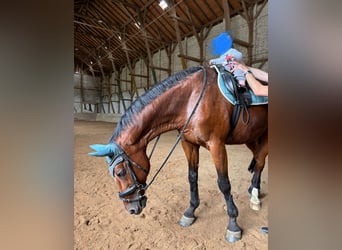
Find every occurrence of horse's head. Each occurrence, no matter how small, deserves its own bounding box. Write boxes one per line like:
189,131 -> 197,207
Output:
88,143 -> 150,215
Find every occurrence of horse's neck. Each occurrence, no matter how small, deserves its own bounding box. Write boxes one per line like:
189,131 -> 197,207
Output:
116,84 -> 192,148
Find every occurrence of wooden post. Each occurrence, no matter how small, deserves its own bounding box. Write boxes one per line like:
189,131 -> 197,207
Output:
240,0 -> 268,67
247,6 -> 254,66
240,0 -> 254,66
97,59 -> 108,113
141,27 -> 158,85
170,0 -> 187,69
80,69 -> 84,113
183,2 -> 213,65
122,39 -> 138,99
222,0 -> 231,31
89,65 -> 98,113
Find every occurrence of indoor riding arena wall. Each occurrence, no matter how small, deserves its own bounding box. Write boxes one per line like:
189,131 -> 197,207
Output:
73,4 -> 268,119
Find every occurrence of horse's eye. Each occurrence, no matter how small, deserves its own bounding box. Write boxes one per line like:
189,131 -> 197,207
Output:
116,168 -> 127,178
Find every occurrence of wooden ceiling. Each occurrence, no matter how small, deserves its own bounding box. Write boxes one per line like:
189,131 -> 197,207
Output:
74,0 -> 264,75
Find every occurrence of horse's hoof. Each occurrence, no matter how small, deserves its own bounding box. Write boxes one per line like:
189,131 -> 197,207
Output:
250,200 -> 261,211
178,215 -> 196,227
261,227 -> 268,234
225,229 -> 242,243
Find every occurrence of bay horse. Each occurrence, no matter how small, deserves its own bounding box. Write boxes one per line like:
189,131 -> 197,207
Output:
89,66 -> 268,242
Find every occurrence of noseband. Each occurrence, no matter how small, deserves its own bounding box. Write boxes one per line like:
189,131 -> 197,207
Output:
108,143 -> 148,204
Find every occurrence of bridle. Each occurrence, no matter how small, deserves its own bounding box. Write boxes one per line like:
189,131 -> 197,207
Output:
108,142 -> 148,204
108,66 -> 207,204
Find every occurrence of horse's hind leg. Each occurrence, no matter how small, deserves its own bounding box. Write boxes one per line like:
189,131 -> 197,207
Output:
246,131 -> 268,210
178,141 -> 200,227
211,143 -> 242,242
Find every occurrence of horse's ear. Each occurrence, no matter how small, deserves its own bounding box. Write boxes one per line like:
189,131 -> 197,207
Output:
88,144 -> 115,157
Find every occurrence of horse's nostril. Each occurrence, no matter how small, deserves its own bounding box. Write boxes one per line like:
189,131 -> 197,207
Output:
129,209 -> 135,214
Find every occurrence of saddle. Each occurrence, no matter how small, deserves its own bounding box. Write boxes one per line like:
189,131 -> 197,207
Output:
217,65 -> 252,108
212,64 -> 268,106
212,65 -> 253,137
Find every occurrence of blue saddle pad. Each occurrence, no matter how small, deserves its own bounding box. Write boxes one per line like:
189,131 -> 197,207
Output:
211,65 -> 268,106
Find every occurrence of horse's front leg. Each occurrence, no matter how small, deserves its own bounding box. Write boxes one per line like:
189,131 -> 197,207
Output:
246,131 -> 268,210
179,141 -> 200,227
211,143 -> 242,242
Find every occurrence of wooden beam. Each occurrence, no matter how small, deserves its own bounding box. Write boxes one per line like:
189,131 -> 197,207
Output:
129,73 -> 148,78
170,0 -> 187,69
74,87 -> 98,91
233,38 -> 253,48
169,15 -> 192,27
223,0 -> 231,31
255,0 -> 268,19
112,0 -> 139,11
74,20 -> 114,33
80,70 -> 84,112
74,13 -> 121,34
184,3 -> 199,41
178,54 -> 202,63
141,27 -> 157,85
114,78 -> 131,83
150,65 -> 171,72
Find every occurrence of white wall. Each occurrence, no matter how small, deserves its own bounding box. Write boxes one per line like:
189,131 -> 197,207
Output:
73,73 -> 100,113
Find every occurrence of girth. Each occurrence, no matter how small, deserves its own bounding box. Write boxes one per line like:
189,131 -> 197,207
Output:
216,65 -> 251,138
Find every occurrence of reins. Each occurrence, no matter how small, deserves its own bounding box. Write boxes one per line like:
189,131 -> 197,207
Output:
148,135 -> 160,159
111,66 -> 208,202
144,66 -> 208,191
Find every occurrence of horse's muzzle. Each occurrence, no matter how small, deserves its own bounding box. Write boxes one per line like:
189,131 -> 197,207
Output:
125,195 -> 147,215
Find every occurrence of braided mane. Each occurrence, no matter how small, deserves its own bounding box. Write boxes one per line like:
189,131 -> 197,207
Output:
109,66 -> 202,142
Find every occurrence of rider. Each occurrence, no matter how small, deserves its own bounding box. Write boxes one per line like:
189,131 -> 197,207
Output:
209,48 -> 247,87
209,47 -> 269,97
230,61 -> 269,97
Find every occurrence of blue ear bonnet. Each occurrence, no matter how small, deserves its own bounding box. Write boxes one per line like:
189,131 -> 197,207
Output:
88,143 -> 125,177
